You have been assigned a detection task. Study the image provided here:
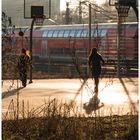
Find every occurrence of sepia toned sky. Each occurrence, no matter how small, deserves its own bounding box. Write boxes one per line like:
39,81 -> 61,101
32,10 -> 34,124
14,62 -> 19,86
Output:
2,0 -> 108,26
60,0 -> 107,11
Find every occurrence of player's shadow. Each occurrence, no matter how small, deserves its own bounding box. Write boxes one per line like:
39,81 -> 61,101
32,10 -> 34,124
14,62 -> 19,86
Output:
83,95 -> 104,114
2,87 -> 24,99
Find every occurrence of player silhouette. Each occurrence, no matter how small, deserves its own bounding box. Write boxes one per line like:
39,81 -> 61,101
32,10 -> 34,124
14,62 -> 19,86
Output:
88,47 -> 105,94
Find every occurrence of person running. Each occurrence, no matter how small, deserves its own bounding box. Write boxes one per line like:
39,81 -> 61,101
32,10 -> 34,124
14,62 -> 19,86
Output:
17,48 -> 30,87
88,47 -> 105,93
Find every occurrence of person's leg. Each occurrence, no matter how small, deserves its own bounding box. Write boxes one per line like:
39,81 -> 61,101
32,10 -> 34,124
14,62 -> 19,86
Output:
23,70 -> 27,87
20,70 -> 27,87
19,71 -> 22,81
94,76 -> 99,93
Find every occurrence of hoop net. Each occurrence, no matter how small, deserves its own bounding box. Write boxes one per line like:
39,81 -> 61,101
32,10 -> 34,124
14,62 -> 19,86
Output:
35,18 -> 44,26
115,4 -> 130,17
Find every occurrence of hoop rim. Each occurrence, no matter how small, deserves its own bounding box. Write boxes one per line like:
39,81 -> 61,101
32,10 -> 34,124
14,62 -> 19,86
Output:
115,4 -> 130,17
35,18 -> 45,26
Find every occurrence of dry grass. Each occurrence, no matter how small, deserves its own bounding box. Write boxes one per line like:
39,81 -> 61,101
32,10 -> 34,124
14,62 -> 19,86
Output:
2,99 -> 138,140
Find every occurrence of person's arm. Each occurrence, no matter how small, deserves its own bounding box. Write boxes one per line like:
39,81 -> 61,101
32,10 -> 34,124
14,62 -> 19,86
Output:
27,55 -> 31,65
101,57 -> 105,65
100,55 -> 105,65
26,55 -> 32,69
88,53 -> 92,67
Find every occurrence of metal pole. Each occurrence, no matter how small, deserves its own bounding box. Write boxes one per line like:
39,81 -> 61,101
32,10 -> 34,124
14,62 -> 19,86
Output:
49,0 -> 51,18
117,12 -> 121,77
29,18 -> 35,83
66,2 -> 70,24
24,0 -> 25,18
88,3 -> 91,51
79,1 -> 82,24
87,3 -> 91,75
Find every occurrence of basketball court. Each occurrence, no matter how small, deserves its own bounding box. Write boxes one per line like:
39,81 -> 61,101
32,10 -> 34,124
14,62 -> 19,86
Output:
2,78 -> 138,118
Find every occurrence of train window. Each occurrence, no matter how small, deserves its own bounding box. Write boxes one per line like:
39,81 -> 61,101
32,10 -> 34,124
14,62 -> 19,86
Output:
69,30 -> 76,37
76,29 -> 82,37
92,29 -> 105,37
91,29 -> 99,37
91,30 -> 94,37
81,30 -> 88,37
92,30 -> 98,37
64,30 -> 70,37
100,29 -> 107,37
48,30 -> 54,37
98,29 -> 102,37
42,30 -> 49,37
53,30 -> 59,37
58,30 -> 64,37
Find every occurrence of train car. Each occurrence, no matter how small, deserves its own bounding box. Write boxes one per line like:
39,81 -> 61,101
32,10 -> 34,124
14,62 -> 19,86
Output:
11,22 -> 138,68
10,27 -> 43,56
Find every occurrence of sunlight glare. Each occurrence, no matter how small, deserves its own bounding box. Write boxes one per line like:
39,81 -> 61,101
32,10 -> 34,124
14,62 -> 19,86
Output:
76,85 -> 129,105
60,0 -> 65,11
94,0 -> 106,5
60,0 -> 107,11
99,92 -> 128,104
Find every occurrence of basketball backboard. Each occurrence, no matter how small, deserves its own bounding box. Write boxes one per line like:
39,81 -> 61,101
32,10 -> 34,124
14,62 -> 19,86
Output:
24,0 -> 51,19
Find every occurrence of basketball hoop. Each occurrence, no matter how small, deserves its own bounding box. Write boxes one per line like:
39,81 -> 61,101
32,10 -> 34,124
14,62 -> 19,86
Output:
35,18 -> 44,26
30,6 -> 46,26
109,0 -> 130,17
115,4 -> 130,17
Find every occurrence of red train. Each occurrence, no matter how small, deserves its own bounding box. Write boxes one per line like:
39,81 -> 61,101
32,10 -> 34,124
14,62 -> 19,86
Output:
9,22 -> 138,69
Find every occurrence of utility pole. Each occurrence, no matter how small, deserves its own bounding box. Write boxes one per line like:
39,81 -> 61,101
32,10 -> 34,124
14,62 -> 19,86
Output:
79,1 -> 82,24
87,3 -> 91,76
66,2 -> 70,24
29,18 -> 35,83
88,3 -> 91,54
